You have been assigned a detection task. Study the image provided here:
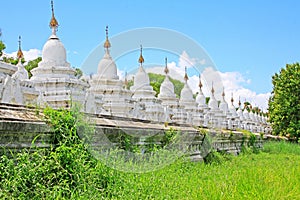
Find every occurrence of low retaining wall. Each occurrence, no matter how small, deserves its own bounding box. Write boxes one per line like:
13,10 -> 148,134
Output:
0,103 -> 263,160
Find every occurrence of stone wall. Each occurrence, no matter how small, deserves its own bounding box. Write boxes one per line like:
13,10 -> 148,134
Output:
0,103 -> 263,159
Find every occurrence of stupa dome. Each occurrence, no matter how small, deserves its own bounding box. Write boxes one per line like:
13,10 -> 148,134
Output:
180,67 -> 193,101
42,35 -> 67,66
160,76 -> 176,98
180,83 -> 193,101
97,51 -> 118,79
97,26 -> 118,80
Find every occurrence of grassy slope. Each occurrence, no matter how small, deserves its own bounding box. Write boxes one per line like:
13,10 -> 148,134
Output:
109,142 -> 300,199
1,142 -> 300,199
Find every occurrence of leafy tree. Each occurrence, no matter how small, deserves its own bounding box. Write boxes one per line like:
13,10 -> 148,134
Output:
0,40 -> 5,57
74,67 -> 83,78
148,73 -> 184,98
268,63 -> 300,142
127,79 -> 133,89
24,57 -> 42,78
0,39 -> 25,65
206,97 -> 210,105
1,56 -> 24,65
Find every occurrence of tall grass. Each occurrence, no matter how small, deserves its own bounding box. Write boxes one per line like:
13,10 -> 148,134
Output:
0,107 -> 300,199
263,140 -> 300,155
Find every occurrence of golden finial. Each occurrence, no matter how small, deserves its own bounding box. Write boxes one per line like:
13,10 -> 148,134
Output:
49,0 -> 59,28
138,45 -> 144,64
164,57 -> 169,74
222,87 -> 225,97
198,74 -> 203,88
211,82 -> 215,94
17,36 -> 23,59
184,66 -> 189,82
104,25 -> 111,49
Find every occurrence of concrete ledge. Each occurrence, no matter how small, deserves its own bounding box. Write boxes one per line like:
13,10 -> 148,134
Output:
0,103 -> 263,160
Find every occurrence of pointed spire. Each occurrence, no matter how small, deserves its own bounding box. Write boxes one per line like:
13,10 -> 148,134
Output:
198,74 -> 203,89
138,45 -> 144,65
231,93 -> 234,103
222,87 -> 225,97
17,36 -> 23,60
49,0 -> 59,30
238,97 -> 241,107
184,66 -> 188,82
164,57 -> 169,75
211,82 -> 215,94
104,25 -> 111,50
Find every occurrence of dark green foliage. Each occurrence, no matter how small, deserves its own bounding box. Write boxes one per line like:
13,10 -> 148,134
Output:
0,40 -> 5,57
1,56 -> 25,65
268,63 -> 300,142
126,79 -> 133,90
74,67 -> 83,78
0,106 -> 120,199
205,97 -> 210,104
116,133 -> 141,153
148,73 -> 184,98
161,128 -> 178,146
203,150 -> 233,165
24,57 -> 42,78
115,128 -> 179,153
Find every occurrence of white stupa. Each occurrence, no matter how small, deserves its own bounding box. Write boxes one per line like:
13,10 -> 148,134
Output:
227,95 -> 238,129
196,77 -> 208,113
157,58 -> 179,122
219,89 -> 231,129
206,83 -> 224,128
89,26 -> 133,117
242,103 -> 251,131
130,46 -> 164,121
190,74 -> 205,126
219,89 -> 229,115
30,1 -> 88,108
1,36 -> 38,105
178,67 -> 197,124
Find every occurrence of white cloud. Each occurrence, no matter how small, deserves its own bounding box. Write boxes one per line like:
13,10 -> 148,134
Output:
178,51 -> 207,68
178,51 -> 196,68
4,48 -> 41,63
217,71 -> 270,111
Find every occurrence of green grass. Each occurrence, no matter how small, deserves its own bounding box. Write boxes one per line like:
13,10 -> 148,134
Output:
1,142 -> 299,199
106,142 -> 300,200
1,107 -> 300,199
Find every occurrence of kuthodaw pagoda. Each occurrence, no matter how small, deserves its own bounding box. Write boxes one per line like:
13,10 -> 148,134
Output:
0,1 -> 271,133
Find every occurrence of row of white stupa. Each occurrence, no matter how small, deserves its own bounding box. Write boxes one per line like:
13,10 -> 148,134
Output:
0,1 -> 271,133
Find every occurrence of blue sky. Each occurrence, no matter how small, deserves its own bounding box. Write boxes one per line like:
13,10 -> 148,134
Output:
1,0 -> 300,109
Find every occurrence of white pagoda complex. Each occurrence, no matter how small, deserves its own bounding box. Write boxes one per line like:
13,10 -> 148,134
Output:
89,26 -> 133,117
0,0 -> 271,134
30,0 -> 88,108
